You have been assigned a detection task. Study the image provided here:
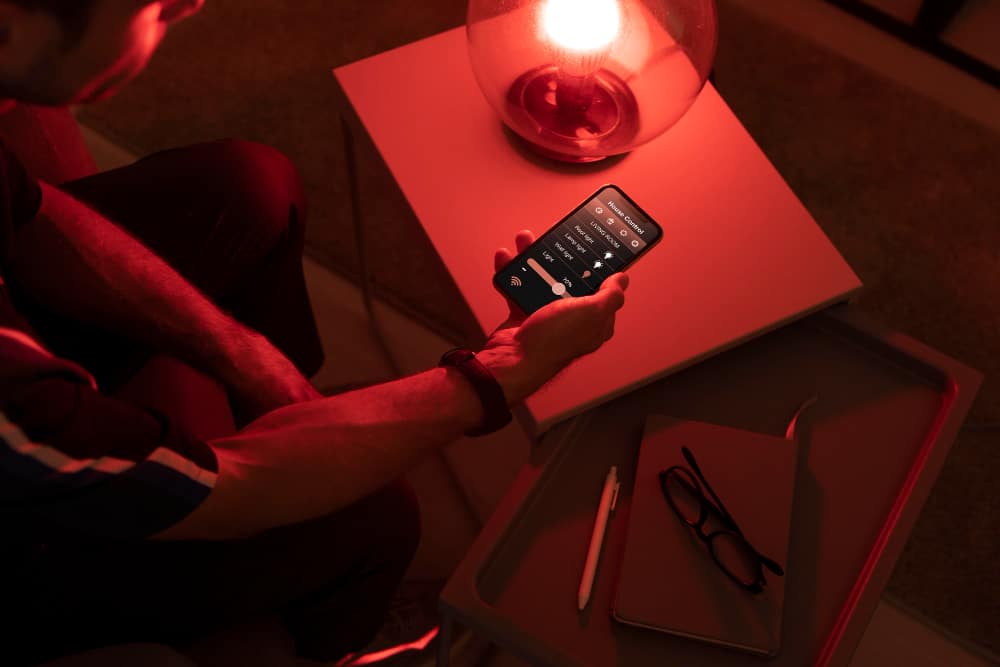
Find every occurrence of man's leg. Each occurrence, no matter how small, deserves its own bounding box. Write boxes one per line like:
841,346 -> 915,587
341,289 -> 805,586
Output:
9,349 -> 421,665
6,478 -> 421,665
3,141 -> 421,664
22,139 -> 324,394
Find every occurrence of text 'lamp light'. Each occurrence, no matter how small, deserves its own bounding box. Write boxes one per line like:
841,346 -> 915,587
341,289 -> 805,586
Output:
467,0 -> 718,162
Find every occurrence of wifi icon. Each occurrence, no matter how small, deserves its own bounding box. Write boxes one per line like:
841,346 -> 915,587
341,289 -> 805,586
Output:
510,276 -> 523,287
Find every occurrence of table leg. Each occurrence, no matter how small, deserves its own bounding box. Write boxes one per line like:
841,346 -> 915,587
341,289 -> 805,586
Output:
436,615 -> 455,667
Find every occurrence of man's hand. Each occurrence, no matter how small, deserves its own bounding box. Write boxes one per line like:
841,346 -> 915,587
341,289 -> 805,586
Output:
477,230 -> 629,403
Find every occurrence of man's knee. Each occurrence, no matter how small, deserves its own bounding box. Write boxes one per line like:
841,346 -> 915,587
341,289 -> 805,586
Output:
206,139 -> 307,244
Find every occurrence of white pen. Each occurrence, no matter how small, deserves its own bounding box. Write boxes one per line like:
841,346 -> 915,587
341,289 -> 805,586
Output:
578,465 -> 621,611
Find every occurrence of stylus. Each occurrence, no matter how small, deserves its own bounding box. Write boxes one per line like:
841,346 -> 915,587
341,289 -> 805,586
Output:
578,466 -> 621,611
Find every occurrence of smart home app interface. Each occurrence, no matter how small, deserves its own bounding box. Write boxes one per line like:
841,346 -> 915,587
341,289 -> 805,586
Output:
496,186 -> 662,314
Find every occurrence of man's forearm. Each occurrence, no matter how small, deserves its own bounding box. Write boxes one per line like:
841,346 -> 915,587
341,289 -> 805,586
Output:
11,182 -> 259,381
157,364 -> 487,540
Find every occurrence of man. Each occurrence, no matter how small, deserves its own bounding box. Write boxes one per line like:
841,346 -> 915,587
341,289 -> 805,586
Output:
0,1 -> 630,665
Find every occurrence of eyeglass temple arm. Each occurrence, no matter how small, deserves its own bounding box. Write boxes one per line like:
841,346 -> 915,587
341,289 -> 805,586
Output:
760,554 -> 784,576
681,446 -> 741,532
681,447 -> 786,576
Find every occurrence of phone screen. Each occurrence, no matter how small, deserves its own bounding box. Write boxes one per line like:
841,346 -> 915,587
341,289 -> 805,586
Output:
494,185 -> 662,315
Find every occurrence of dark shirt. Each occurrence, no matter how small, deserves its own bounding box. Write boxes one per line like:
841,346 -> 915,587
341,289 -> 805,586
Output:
0,141 -> 217,544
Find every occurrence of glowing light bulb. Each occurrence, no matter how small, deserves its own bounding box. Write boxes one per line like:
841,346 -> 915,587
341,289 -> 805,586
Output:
467,0 -> 719,162
542,0 -> 621,53
538,0 -> 623,112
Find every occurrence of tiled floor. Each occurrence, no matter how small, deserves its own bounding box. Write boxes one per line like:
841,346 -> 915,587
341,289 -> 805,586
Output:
76,1 -> 999,664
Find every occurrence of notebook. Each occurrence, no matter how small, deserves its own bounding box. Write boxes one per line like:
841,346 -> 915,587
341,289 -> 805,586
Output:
611,415 -> 800,657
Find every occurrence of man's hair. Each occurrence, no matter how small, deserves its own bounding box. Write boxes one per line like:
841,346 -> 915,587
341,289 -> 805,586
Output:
8,0 -> 99,41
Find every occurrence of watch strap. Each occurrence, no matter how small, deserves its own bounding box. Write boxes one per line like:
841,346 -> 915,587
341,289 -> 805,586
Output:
439,348 -> 512,436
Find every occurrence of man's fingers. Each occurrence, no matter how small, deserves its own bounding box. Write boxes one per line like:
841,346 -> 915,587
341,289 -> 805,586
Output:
596,276 -> 627,309
600,272 -> 629,293
495,230 -> 535,271
570,275 -> 627,314
494,247 -> 515,272
515,230 -> 536,253
605,288 -> 626,312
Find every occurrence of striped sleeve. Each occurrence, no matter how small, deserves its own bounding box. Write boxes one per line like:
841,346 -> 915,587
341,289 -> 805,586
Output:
0,338 -> 217,541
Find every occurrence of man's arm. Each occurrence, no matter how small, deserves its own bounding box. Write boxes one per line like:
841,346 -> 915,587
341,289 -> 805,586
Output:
8,182 -> 317,412
157,363 -> 488,540
158,238 -> 630,541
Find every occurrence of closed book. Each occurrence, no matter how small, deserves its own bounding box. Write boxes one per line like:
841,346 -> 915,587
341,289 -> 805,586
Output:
612,415 -> 800,657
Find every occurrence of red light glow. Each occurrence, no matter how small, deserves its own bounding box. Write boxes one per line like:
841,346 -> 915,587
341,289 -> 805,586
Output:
334,626 -> 440,666
541,0 -> 621,52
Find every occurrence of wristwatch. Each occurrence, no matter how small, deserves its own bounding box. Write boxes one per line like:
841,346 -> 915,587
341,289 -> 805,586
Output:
439,348 -> 512,436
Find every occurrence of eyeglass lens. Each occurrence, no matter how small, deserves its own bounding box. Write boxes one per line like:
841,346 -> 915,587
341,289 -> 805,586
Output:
664,468 -> 761,586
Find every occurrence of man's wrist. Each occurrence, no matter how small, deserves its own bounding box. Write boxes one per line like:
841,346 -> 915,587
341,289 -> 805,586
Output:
439,349 -> 513,436
473,347 -> 528,405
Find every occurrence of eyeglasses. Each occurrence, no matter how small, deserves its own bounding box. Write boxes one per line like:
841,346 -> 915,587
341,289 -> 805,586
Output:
658,446 -> 784,594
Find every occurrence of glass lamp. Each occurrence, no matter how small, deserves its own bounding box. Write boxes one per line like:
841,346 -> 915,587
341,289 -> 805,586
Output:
467,0 -> 718,162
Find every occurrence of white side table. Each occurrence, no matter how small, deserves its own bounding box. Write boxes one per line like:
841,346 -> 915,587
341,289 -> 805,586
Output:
333,27 -> 861,436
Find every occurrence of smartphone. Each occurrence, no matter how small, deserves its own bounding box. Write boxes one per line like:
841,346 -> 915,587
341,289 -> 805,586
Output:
494,184 -> 663,315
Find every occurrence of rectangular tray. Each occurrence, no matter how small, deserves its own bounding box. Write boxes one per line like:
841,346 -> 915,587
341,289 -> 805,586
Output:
440,305 -> 981,667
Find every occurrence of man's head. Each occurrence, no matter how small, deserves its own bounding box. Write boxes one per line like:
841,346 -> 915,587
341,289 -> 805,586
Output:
0,0 -> 203,106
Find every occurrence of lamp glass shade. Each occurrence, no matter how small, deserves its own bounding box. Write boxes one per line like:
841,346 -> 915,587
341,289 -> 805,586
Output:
467,0 -> 718,162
